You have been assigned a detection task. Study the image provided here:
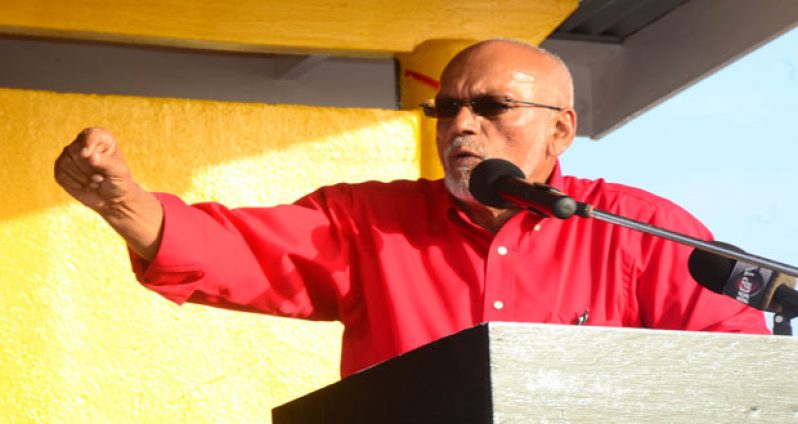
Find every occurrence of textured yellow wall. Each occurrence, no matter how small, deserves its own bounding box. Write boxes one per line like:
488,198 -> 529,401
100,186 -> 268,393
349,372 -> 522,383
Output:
0,0 -> 578,54
0,88 -> 420,422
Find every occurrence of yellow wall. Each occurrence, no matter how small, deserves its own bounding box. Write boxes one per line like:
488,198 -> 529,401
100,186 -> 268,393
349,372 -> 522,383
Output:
0,87 -> 421,422
0,0 -> 577,54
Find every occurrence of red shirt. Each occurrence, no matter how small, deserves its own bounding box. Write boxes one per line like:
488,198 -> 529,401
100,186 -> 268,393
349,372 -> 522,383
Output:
132,163 -> 769,377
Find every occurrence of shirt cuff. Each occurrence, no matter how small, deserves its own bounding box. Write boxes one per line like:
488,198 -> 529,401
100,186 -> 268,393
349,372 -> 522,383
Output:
129,192 -> 206,304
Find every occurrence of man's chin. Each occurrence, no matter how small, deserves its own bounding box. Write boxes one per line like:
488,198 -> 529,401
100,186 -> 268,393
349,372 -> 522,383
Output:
443,175 -> 473,203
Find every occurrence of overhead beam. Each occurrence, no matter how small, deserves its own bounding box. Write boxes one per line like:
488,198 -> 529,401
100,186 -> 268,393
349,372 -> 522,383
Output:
0,36 -> 397,108
0,0 -> 577,55
545,0 -> 798,138
274,55 -> 329,80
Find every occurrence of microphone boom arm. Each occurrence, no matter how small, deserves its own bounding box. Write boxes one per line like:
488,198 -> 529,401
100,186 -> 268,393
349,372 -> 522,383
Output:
579,203 -> 798,278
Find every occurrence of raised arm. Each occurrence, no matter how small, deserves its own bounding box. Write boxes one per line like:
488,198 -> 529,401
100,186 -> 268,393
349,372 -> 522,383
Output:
54,128 -> 164,261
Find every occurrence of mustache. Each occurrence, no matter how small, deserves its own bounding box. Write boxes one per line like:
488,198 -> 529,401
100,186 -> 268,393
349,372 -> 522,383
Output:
444,136 -> 486,159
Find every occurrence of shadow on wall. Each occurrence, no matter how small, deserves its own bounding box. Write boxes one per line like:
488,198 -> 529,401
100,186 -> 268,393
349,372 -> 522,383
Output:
0,87 -> 422,221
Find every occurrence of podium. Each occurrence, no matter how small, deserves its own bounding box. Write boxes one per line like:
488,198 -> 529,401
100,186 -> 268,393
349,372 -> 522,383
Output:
272,322 -> 796,423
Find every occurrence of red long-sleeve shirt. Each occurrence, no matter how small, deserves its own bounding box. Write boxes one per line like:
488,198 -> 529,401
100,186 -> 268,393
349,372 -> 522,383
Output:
132,163 -> 769,377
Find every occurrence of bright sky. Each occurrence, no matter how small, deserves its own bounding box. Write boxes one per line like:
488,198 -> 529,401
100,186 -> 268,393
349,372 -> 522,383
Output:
560,25 -> 798,332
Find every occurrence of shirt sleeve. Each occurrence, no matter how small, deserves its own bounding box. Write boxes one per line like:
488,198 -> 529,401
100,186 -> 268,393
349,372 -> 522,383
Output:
633,200 -> 770,334
130,189 -> 356,322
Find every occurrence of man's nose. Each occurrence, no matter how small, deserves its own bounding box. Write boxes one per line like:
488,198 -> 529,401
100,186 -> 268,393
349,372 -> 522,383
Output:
447,104 -> 479,135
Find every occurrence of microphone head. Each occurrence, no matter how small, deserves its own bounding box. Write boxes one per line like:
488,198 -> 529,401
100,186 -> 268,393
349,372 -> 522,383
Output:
469,159 -> 525,208
687,242 -> 744,294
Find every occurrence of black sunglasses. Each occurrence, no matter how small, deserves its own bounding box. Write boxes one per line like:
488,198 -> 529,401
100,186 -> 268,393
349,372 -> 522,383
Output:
420,96 -> 563,119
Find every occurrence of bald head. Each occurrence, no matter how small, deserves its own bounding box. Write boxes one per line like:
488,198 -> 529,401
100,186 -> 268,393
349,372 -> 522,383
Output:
434,39 -> 578,215
440,39 -> 574,108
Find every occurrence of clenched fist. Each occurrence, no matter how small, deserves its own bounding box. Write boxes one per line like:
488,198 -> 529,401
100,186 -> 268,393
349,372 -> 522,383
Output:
54,128 -> 164,261
54,128 -> 134,214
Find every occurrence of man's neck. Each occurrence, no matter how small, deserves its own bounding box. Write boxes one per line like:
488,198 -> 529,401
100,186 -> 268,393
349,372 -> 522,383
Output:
455,198 -> 521,233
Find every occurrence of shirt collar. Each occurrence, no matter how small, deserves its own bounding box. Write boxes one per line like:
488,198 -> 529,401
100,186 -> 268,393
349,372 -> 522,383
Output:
547,159 -> 565,192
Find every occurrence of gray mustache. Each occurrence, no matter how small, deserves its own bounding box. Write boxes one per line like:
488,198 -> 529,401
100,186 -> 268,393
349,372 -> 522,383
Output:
444,137 -> 486,159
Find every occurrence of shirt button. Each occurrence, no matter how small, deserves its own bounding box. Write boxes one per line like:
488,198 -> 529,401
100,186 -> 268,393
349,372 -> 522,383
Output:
493,300 -> 504,310
497,246 -> 508,255
533,224 -> 542,231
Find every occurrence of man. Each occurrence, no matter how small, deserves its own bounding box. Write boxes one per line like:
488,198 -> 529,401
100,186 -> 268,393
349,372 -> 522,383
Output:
54,40 -> 769,378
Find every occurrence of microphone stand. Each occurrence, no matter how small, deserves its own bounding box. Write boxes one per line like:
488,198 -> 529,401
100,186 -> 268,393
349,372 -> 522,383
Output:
570,202 -> 798,335
773,312 -> 797,336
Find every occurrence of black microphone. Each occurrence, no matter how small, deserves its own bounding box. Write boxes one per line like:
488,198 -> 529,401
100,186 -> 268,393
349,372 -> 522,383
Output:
468,159 -> 579,219
688,243 -> 798,314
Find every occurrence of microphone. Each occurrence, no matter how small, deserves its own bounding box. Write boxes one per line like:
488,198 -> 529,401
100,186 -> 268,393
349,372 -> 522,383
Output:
468,159 -> 579,219
688,243 -> 798,314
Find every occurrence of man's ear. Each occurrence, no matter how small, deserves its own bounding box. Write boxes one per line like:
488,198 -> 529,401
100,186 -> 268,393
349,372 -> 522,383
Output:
547,107 -> 577,157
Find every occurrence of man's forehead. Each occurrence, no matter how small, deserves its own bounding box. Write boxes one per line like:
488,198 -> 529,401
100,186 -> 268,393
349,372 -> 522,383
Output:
444,40 -> 545,70
509,70 -> 537,84
438,67 -> 539,96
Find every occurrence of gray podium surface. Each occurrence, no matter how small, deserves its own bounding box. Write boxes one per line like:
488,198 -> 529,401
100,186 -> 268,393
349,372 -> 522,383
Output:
272,322 -> 798,423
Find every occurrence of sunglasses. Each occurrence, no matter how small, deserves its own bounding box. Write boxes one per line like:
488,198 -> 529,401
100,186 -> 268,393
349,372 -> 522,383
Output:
420,96 -> 563,119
